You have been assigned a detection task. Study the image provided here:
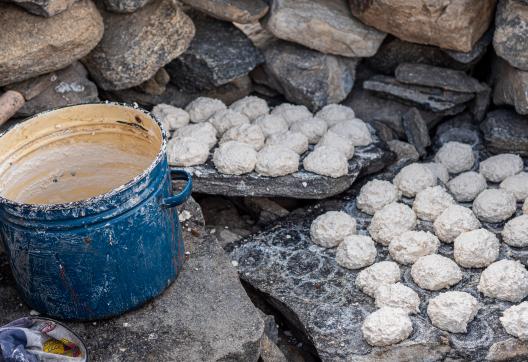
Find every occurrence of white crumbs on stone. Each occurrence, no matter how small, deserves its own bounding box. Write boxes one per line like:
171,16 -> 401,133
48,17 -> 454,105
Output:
355,261 -> 401,297
411,254 -> 462,291
427,291 -> 479,333
361,307 -> 412,347
309,211 -> 356,248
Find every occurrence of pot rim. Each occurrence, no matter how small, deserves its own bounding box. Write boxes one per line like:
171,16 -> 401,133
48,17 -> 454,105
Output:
0,101 -> 168,212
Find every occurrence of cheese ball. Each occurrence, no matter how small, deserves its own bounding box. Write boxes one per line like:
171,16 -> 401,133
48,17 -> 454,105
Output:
368,203 -> 417,246
423,162 -> 450,184
374,283 -> 420,314
152,104 -> 189,131
361,307 -> 413,347
290,117 -> 328,144
355,261 -> 401,297
336,235 -> 377,270
502,215 -> 528,247
220,124 -> 265,151
433,205 -> 481,243
229,96 -> 269,121
393,163 -> 437,197
316,131 -> 355,160
453,229 -> 500,268
167,137 -> 209,166
357,179 -> 401,215
271,103 -> 312,126
329,119 -> 372,147
255,145 -> 299,177
254,114 -> 288,137
303,146 -> 348,178
412,186 -> 455,222
478,260 -> 528,303
316,104 -> 356,127
388,230 -> 440,265
185,97 -> 226,123
208,109 -> 250,136
447,171 -> 487,202
479,154 -> 523,183
427,291 -> 479,333
434,142 -> 475,174
472,189 -> 516,223
500,302 -> 528,340
174,122 -> 217,150
266,131 -> 309,155
500,172 -> 528,201
212,141 -> 257,175
411,254 -> 462,291
310,211 -> 356,248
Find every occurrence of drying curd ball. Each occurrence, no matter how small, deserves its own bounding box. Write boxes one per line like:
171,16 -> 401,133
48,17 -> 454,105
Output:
316,131 -> 355,160
271,103 -> 312,126
472,189 -> 516,223
368,203 -> 417,245
423,162 -> 450,184
355,261 -> 401,297
500,302 -> 528,340
447,171 -> 487,202
167,137 -> 209,166
374,283 -> 420,314
412,186 -> 455,221
185,97 -> 226,123
255,145 -> 299,177
411,254 -> 462,291
303,146 -> 348,178
502,215 -> 528,247
212,141 -> 257,175
357,179 -> 401,215
229,96 -> 269,121
433,205 -> 481,243
315,104 -> 355,127
500,172 -> 528,201
174,122 -> 217,149
427,291 -> 479,333
361,307 -> 413,347
434,141 -> 475,174
388,230 -> 440,265
336,235 -> 377,269
265,131 -> 309,155
478,259 -> 528,302
453,229 -> 499,268
152,104 -> 189,131
479,153 -> 523,183
393,163 -> 437,197
330,119 -> 372,146
254,114 -> 288,137
309,211 -> 356,248
208,109 -> 249,136
220,123 -> 265,151
290,117 -> 328,144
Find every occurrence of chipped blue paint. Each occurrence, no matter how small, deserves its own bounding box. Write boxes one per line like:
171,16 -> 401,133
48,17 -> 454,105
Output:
0,103 -> 192,321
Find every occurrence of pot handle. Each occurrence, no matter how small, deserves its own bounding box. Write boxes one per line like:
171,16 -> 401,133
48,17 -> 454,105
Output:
161,169 -> 193,208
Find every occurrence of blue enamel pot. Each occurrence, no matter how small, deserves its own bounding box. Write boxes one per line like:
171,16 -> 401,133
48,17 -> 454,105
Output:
0,103 -> 192,320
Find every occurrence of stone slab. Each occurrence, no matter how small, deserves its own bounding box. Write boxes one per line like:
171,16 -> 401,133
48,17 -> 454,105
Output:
493,0 -> 528,71
180,0 -> 269,23
481,109 -> 528,156
0,197 -> 265,361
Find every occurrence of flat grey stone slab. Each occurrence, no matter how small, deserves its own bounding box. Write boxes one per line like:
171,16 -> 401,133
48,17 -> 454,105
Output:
173,131 -> 394,199
0,198 -> 264,361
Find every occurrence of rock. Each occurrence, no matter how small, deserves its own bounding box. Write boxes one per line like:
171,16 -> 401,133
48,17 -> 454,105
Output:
444,28 -> 493,65
233,22 -> 275,49
368,120 -> 397,143
349,0 -> 496,52
365,37 -> 466,75
103,0 -> 151,13
0,197 -> 265,361
243,197 -> 290,226
470,85 -> 492,122
264,0 -> 386,57
494,0 -> 528,71
82,0 -> 194,91
135,68 -> 170,96
481,109 -> 528,155
395,63 -> 486,93
363,75 -> 475,113
14,62 -> 99,118
0,0 -> 103,87
402,108 -> 430,156
166,14 -> 263,92
434,113 -> 482,148
259,41 -> 358,111
106,76 -> 252,108
5,0 -> 76,16
387,140 -> 420,162
486,338 -> 528,361
260,334 -> 288,362
493,57 -> 528,115
180,0 -> 269,23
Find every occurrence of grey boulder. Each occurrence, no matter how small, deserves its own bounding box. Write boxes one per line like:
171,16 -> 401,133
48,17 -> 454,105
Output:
494,0 -> 528,71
